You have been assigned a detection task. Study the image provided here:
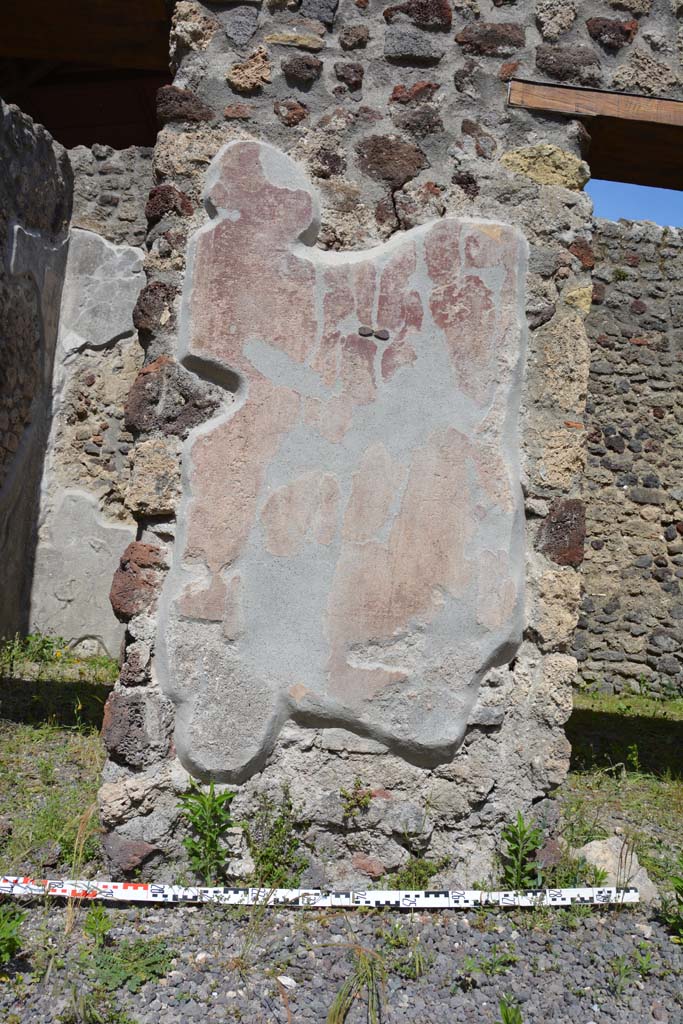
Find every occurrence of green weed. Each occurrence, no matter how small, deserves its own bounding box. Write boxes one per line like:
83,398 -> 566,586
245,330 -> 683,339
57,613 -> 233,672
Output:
57,986 -> 138,1024
382,856 -> 449,890
340,778 -> 372,823
0,720 -> 104,872
464,943 -> 518,978
0,631 -> 118,683
0,904 -> 25,964
89,937 -> 173,994
378,921 -> 431,980
500,812 -> 543,890
327,939 -> 387,1024
83,904 -> 112,949
498,994 -> 524,1024
178,780 -> 235,884
633,942 -> 655,977
243,787 -> 308,888
609,954 -> 635,996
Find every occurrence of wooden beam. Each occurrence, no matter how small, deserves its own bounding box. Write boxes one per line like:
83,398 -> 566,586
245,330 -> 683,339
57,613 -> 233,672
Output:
587,117 -> 683,191
508,79 -> 683,130
0,0 -> 170,71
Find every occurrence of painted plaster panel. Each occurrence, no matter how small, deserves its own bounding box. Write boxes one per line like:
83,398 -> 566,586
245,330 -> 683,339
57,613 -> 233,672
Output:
157,140 -> 527,781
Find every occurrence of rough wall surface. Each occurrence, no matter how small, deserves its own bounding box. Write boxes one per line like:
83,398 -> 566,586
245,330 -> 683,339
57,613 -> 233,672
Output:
576,219 -> 683,698
69,145 -> 154,247
27,147 -> 153,653
96,0 -> 637,883
0,100 -> 71,639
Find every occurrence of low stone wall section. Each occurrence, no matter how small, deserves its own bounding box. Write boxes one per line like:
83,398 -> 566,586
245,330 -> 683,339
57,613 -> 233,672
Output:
576,218 -> 683,697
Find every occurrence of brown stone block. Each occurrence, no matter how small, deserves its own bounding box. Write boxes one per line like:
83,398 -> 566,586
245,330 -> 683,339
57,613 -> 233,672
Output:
537,499 -> 586,567
383,0 -> 452,29
124,356 -> 221,437
157,85 -> 214,126
102,833 -> 160,874
110,541 -> 164,622
586,16 -> 638,50
390,81 -> 440,105
356,134 -> 427,188
339,24 -> 370,49
132,281 -> 177,336
455,22 -> 525,57
568,238 -> 595,269
281,54 -> 323,84
536,43 -> 601,85
145,185 -> 193,224
351,852 -> 386,878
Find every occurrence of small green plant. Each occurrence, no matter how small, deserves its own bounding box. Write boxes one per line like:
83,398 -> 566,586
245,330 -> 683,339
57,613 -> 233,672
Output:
178,780 -> 235,884
0,904 -> 25,964
544,850 -> 608,890
243,786 -> 308,887
83,903 -> 112,949
464,944 -> 518,978
633,942 -> 655,977
498,994 -> 524,1024
90,938 -> 173,994
327,940 -> 387,1024
626,743 -> 641,773
382,855 -> 449,890
500,812 -> 544,890
57,986 -> 138,1024
378,922 -> 430,980
609,954 -> 635,996
0,631 -> 66,671
612,267 -> 629,282
340,778 -> 372,823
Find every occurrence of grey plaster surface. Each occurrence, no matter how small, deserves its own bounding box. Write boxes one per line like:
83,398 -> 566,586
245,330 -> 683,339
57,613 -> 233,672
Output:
27,227 -> 143,653
29,489 -> 135,656
58,228 -> 144,354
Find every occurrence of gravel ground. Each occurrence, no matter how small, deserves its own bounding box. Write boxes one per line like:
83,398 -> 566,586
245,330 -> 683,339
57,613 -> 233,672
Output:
1,900 -> 681,1023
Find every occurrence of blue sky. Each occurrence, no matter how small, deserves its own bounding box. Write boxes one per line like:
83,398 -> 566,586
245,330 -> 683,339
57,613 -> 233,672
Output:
587,179 -> 683,226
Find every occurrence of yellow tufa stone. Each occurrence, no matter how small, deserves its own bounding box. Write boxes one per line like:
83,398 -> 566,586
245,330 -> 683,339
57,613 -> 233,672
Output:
500,144 -> 590,190
563,285 -> 593,315
226,46 -> 272,93
264,30 -> 325,51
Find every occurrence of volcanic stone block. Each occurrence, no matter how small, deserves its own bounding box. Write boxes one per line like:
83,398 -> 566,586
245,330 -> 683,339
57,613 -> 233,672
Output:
157,140 -> 527,782
110,542 -> 165,622
537,499 -> 586,567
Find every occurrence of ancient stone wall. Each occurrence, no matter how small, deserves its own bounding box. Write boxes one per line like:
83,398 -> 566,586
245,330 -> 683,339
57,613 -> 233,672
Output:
25,143 -> 154,656
69,145 -> 153,247
97,0 -> 683,883
576,218 -> 683,698
0,100 -> 72,639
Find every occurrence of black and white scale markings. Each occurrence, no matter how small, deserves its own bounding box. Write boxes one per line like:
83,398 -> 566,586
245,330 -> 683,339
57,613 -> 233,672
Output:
0,877 -> 639,909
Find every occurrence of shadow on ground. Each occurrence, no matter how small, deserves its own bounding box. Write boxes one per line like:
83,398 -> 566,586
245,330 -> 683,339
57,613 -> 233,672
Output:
566,705 -> 683,777
0,676 -> 112,728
